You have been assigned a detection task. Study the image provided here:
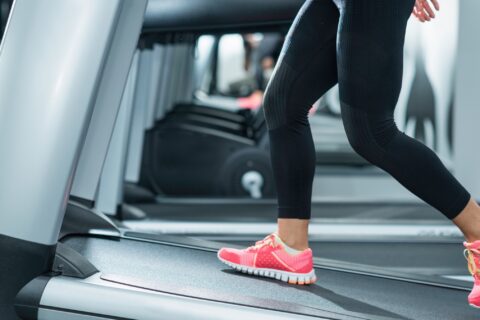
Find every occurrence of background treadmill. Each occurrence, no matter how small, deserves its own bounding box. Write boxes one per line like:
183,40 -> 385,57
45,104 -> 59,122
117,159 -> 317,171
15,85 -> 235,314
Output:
118,0 -> 367,202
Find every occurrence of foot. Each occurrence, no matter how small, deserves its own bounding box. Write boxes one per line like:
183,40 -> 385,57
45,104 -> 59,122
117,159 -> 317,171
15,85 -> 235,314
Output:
217,232 -> 316,285
463,240 -> 480,308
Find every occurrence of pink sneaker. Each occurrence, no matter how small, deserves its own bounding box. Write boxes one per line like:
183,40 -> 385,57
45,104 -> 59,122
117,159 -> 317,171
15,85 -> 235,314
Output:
217,232 -> 316,285
463,240 -> 480,308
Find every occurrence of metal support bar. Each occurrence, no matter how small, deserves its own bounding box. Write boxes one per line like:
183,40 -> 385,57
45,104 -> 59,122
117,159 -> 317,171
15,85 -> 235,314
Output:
97,52 -> 140,215
70,0 -> 147,202
125,49 -> 152,183
144,44 -> 165,130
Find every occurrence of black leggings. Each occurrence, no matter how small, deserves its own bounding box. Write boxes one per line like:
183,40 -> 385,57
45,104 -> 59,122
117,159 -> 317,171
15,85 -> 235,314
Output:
263,0 -> 470,220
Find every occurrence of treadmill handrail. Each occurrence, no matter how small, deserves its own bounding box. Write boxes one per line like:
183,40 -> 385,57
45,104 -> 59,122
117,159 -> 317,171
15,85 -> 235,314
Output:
143,0 -> 304,33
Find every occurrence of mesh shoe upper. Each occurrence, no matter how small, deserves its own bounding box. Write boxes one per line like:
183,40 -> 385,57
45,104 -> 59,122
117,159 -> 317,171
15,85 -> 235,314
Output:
464,240 -> 480,305
218,233 -> 313,274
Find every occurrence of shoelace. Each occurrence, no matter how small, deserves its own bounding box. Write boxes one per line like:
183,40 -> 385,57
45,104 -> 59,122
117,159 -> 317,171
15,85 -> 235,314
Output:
247,234 -> 277,251
464,247 -> 480,276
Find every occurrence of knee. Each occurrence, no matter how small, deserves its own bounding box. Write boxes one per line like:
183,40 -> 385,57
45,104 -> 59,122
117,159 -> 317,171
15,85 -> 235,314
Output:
342,107 -> 399,165
344,125 -> 383,165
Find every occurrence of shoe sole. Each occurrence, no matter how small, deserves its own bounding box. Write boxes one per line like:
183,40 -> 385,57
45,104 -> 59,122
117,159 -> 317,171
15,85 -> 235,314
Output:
217,254 -> 317,285
470,303 -> 480,309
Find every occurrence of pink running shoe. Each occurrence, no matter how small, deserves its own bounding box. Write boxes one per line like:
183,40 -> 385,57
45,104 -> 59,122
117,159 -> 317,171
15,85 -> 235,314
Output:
463,240 -> 480,308
217,232 -> 316,285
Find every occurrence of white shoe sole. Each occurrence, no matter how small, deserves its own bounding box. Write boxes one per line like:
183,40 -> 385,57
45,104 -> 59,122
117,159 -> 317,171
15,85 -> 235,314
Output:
469,303 -> 480,309
217,254 -> 317,285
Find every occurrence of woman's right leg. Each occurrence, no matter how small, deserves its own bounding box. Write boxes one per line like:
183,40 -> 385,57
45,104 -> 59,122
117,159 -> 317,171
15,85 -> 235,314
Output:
262,0 -> 339,250
335,0 -> 473,223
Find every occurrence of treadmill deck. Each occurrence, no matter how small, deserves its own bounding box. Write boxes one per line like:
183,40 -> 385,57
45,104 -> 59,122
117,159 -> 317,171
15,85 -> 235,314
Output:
62,235 -> 478,320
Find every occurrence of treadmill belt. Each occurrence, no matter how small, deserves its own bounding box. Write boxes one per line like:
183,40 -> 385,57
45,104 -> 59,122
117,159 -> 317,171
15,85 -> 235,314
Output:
63,236 -> 478,320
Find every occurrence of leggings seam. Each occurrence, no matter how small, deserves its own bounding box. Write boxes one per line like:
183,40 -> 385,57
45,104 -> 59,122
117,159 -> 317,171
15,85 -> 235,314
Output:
284,37 -> 338,123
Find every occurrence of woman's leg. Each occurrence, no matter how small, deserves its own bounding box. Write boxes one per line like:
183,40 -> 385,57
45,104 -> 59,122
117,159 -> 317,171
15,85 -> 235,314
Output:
336,0 -> 476,232
262,0 -> 339,250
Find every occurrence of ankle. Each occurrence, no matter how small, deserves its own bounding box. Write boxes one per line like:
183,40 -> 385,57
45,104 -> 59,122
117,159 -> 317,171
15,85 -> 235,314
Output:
276,234 -> 309,251
286,242 -> 309,251
453,198 -> 480,243
276,218 -> 310,251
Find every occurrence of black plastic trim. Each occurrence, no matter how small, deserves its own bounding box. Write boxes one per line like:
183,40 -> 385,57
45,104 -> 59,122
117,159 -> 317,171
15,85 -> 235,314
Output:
176,123 -> 256,146
59,200 -> 121,240
69,195 -> 94,209
0,234 -> 56,320
123,183 -> 156,204
52,242 -> 98,279
15,276 -> 51,320
143,0 -> 304,33
119,204 -> 147,221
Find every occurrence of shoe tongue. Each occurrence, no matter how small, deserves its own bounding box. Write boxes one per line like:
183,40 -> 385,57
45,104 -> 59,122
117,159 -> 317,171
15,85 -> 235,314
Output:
272,233 -> 294,250
271,233 -> 282,245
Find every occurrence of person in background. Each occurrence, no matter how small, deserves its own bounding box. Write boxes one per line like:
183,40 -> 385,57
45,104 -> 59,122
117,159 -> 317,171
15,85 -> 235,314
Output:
239,33 -> 284,110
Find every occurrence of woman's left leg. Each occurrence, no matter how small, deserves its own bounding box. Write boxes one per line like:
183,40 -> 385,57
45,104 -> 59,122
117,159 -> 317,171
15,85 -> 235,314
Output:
336,0 -> 480,306
336,0 -> 475,226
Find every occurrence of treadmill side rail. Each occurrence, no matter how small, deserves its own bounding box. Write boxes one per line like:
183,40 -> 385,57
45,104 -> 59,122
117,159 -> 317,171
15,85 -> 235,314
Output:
33,274 -> 326,320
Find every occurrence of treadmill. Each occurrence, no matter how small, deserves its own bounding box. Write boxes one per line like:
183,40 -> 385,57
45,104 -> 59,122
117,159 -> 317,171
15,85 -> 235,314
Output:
0,1 -> 478,320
